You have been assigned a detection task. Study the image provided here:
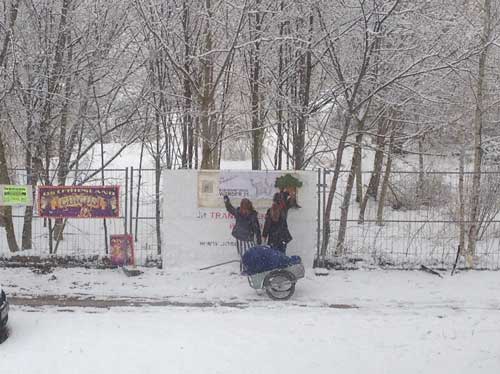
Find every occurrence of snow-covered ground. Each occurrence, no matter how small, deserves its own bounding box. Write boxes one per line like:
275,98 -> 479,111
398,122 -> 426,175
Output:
1,266 -> 500,373
1,265 -> 500,309
3,304 -> 498,374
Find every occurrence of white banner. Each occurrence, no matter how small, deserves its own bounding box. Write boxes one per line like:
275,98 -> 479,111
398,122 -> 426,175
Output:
164,170 -> 316,269
198,170 -> 301,208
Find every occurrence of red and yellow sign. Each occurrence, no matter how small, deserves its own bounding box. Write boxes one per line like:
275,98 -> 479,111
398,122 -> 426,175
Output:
38,186 -> 120,219
110,234 -> 135,266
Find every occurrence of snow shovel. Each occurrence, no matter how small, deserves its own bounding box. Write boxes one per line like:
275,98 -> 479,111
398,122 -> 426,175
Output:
122,266 -> 143,277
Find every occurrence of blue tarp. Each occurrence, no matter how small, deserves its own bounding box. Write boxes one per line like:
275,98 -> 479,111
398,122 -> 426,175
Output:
242,245 -> 302,275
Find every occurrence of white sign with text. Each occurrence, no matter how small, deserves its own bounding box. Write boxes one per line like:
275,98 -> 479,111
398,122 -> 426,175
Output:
163,170 -> 317,269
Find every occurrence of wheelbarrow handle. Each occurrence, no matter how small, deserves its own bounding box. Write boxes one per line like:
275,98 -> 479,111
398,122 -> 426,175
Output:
199,260 -> 241,271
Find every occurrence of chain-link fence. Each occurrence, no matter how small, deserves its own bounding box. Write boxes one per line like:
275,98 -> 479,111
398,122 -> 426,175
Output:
317,169 -> 500,270
4,166 -> 500,270
0,168 -> 162,267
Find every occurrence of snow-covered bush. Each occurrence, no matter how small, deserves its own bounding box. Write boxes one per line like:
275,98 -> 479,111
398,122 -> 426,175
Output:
447,170 -> 500,240
388,173 -> 452,210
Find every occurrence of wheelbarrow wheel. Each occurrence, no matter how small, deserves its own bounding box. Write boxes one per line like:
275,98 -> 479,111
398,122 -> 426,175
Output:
264,270 -> 296,300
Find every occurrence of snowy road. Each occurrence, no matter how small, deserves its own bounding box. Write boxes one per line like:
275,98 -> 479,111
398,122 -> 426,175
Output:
1,303 -> 499,374
1,267 -> 500,373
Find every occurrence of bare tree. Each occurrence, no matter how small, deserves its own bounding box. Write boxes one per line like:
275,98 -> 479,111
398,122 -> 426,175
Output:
466,0 -> 494,267
0,0 -> 21,252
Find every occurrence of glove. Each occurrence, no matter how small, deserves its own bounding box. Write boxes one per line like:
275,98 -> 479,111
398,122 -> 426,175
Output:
223,195 -> 229,203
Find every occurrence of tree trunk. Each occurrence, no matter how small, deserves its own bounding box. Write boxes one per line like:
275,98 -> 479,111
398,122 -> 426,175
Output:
0,0 -> 20,67
275,95 -> 284,170
358,117 -> 388,223
97,93 -> 109,255
37,0 -> 71,251
293,13 -> 313,170
199,80 -> 216,170
200,0 -> 217,170
155,154 -> 162,256
181,0 -> 192,169
458,132 -> 465,256
354,139 -> 363,203
366,117 -> 388,199
249,60 -> 263,170
134,140 -> 145,241
320,115 -> 351,257
0,0 -> 21,251
0,129 -> 19,252
194,116 -> 199,169
54,38 -> 75,242
274,4 -> 285,170
357,184 -> 371,224
417,136 -> 425,201
377,134 -> 395,226
249,0 -> 263,170
336,121 -> 364,255
466,0 -> 491,267
22,114 -> 35,250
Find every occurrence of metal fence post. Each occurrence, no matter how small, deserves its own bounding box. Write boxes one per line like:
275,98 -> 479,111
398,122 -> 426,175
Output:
316,168 -> 321,265
322,169 -> 328,258
124,168 -> 128,234
129,166 -> 134,236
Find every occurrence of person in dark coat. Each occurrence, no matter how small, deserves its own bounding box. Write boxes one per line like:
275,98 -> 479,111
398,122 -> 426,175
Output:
275,190 -> 296,217
223,195 -> 262,269
262,193 -> 292,253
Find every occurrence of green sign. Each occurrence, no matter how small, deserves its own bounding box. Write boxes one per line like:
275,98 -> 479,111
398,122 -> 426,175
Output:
0,185 -> 32,206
